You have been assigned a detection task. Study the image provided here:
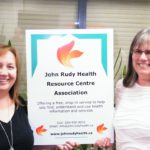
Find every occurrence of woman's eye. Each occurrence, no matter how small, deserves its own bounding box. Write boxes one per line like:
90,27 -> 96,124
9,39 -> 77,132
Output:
136,50 -> 142,54
146,50 -> 150,55
8,65 -> 15,69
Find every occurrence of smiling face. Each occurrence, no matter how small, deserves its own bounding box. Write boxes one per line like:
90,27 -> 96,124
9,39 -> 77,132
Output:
132,41 -> 150,84
0,51 -> 17,93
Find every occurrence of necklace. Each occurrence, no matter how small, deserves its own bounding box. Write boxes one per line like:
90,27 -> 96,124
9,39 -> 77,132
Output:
0,120 -> 14,150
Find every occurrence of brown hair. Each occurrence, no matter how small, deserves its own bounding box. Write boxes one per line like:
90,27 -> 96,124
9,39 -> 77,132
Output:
0,44 -> 20,106
123,27 -> 150,87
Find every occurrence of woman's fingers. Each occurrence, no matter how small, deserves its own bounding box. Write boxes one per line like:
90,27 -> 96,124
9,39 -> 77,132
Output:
66,141 -> 80,147
56,141 -> 80,150
94,137 -> 112,148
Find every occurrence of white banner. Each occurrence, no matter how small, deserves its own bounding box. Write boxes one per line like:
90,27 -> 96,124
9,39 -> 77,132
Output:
26,29 -> 114,145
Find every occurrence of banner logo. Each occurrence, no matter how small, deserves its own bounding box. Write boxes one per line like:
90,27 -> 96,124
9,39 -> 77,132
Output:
57,40 -> 83,67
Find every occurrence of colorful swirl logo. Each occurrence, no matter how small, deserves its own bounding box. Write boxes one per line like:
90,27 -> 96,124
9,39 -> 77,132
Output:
57,40 -> 83,67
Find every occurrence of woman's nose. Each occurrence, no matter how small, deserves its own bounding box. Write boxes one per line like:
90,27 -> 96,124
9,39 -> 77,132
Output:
139,52 -> 148,60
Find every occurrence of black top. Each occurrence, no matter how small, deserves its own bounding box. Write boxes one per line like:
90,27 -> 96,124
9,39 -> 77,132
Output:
0,106 -> 34,150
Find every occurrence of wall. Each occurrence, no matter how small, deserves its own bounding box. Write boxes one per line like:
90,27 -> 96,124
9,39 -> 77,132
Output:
0,0 -> 77,96
87,0 -> 150,80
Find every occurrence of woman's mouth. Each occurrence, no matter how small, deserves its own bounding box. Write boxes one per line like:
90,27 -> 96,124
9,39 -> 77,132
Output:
139,63 -> 150,67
